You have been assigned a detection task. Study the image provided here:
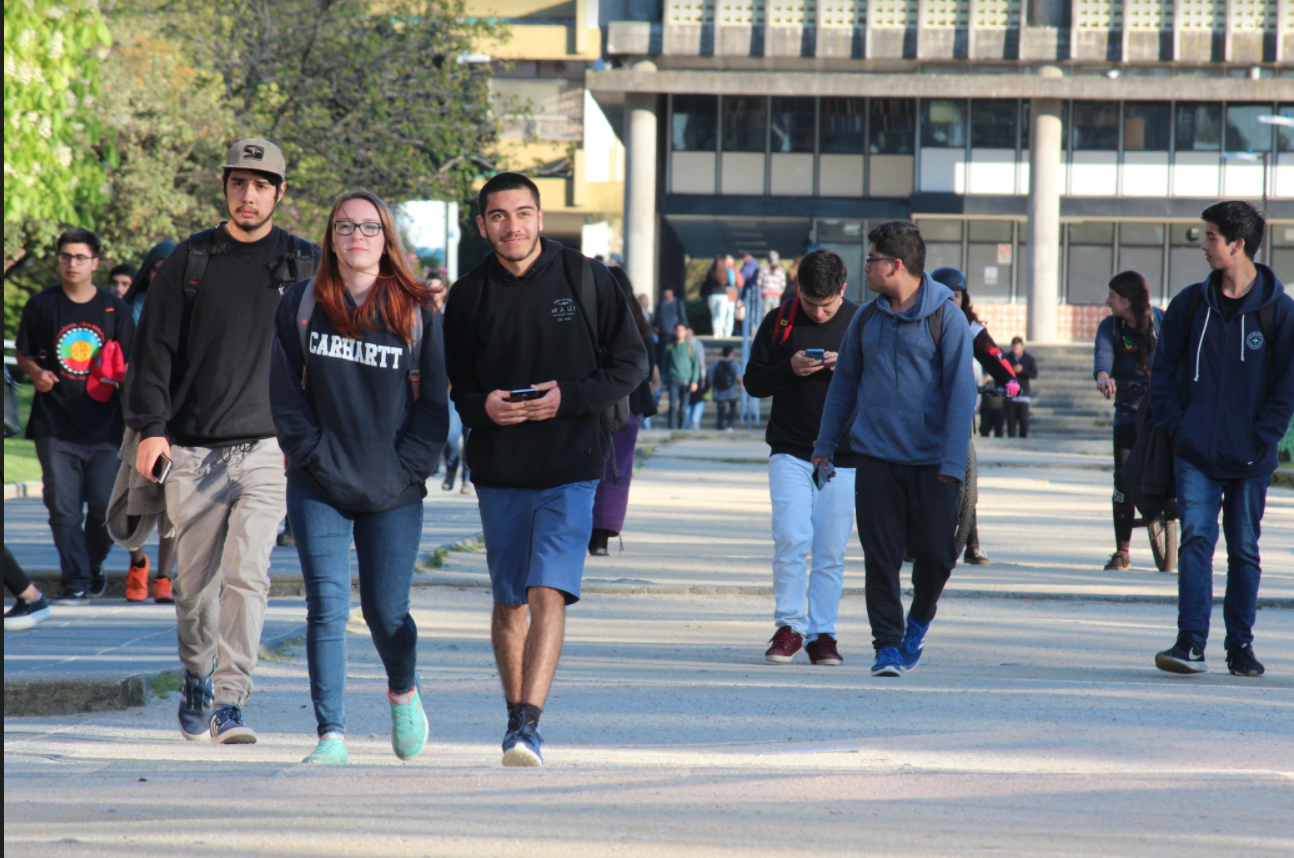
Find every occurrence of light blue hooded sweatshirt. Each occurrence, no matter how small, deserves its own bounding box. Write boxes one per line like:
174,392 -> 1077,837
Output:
812,273 -> 977,480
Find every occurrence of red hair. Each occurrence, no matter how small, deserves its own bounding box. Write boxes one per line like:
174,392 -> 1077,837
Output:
313,190 -> 433,342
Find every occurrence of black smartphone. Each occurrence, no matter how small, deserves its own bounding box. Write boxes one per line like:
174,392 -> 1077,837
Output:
813,460 -> 835,490
152,453 -> 173,485
805,348 -> 825,361
508,388 -> 543,402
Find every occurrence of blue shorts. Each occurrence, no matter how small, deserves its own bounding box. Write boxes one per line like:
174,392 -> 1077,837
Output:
475,480 -> 597,606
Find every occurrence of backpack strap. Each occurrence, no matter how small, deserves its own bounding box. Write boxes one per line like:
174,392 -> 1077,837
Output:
775,297 -> 800,345
562,248 -> 602,359
270,235 -> 321,294
927,299 -> 945,357
295,278 -> 317,385
1257,300 -> 1277,396
178,228 -> 224,362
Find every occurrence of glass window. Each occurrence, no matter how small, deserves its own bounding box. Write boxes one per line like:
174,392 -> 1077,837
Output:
1271,223 -> 1294,288
1066,222 -> 1115,304
1277,105 -> 1294,152
1118,224 -> 1166,302
1120,223 -> 1165,246
1225,104 -> 1275,154
672,95 -> 717,152
870,99 -> 916,154
917,219 -> 963,243
971,100 -> 1018,149
922,99 -> 967,148
1072,103 -> 1119,151
969,221 -> 1013,243
917,219 -> 963,274
1123,103 -> 1171,152
1168,223 -> 1207,297
722,96 -> 767,153
1175,103 -> 1222,152
967,221 -> 1014,301
770,97 -> 815,154
820,98 -> 866,154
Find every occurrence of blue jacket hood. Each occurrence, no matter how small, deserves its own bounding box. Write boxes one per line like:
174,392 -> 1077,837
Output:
873,272 -> 956,322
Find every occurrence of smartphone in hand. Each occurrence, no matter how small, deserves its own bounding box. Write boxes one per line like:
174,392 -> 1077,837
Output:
813,459 -> 835,490
152,453 -> 173,485
805,348 -> 825,361
507,388 -> 543,402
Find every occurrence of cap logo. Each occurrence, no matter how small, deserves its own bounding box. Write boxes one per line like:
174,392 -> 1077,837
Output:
243,144 -> 265,160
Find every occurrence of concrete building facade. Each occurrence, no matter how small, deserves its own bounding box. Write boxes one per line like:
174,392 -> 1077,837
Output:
588,0 -> 1294,341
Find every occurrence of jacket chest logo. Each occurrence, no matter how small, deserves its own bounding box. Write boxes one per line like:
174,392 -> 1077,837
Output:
551,298 -> 576,323
1246,331 -> 1264,351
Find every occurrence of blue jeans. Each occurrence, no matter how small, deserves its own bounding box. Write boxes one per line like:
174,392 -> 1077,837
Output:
287,480 -> 423,736
666,381 -> 691,429
1174,457 -> 1271,652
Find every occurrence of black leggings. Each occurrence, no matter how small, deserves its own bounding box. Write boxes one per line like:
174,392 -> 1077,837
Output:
5,545 -> 32,597
1112,422 -> 1138,548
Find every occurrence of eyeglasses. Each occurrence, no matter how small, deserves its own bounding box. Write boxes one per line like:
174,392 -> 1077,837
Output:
863,255 -> 897,267
334,221 -> 383,237
58,253 -> 96,264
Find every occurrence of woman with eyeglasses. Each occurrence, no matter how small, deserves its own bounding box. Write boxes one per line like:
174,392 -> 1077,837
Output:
270,191 -> 448,765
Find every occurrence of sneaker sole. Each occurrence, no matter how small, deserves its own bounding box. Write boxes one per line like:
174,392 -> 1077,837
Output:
1228,668 -> 1264,677
871,665 -> 902,677
502,744 -> 542,767
4,611 -> 50,631
809,657 -> 843,666
211,727 -> 258,744
1155,653 -> 1207,674
180,725 -> 210,742
764,653 -> 798,664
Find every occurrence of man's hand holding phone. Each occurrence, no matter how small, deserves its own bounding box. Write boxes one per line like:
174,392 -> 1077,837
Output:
791,350 -> 826,377
135,436 -> 173,482
810,456 -> 835,489
522,380 -> 561,421
486,390 -> 530,425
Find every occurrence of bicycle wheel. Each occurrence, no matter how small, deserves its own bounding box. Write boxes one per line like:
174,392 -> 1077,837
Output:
954,442 -> 978,557
1148,515 -> 1178,572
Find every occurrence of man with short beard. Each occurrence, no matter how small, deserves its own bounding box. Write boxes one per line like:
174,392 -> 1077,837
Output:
443,172 -> 647,766
126,139 -> 319,744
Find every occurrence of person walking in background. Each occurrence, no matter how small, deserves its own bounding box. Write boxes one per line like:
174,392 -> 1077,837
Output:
711,345 -> 742,431
685,327 -> 709,430
1093,270 -> 1164,572
108,264 -> 137,299
812,221 -> 975,678
978,373 -> 1005,437
747,249 -> 860,667
702,257 -> 731,338
757,251 -> 787,317
127,138 -> 320,745
1006,336 -> 1037,438
663,323 -> 700,430
589,267 -> 658,556
1149,201 -> 1294,678
121,240 -> 177,323
443,172 -> 646,766
15,228 -> 135,605
271,191 -> 448,765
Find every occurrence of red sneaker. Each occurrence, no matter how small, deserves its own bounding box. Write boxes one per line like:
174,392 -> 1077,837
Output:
125,557 -> 150,602
806,634 -> 843,666
764,626 -> 803,664
152,576 -> 174,604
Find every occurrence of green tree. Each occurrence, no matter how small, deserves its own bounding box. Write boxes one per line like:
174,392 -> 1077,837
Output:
3,0 -> 114,274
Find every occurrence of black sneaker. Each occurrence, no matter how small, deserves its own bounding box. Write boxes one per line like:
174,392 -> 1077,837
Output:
56,588 -> 90,606
210,704 -> 257,744
1226,645 -> 1265,677
4,595 -> 52,630
88,569 -> 107,598
1155,635 -> 1207,674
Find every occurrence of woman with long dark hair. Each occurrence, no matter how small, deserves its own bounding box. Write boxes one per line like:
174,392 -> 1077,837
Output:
930,267 -> 1020,566
270,190 -> 448,764
1093,270 -> 1162,571
588,266 -> 658,555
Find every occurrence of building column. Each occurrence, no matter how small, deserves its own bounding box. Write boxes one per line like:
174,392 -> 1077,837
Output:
624,66 -> 658,310
1026,65 -> 1063,343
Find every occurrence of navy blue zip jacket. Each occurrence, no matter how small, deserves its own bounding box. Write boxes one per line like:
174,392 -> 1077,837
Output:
1149,263 -> 1294,481
270,279 -> 449,513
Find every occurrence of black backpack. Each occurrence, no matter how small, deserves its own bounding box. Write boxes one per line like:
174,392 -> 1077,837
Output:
712,358 -> 738,392
559,248 -> 632,436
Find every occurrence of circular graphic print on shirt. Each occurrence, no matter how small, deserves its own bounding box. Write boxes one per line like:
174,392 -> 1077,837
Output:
56,324 -> 105,376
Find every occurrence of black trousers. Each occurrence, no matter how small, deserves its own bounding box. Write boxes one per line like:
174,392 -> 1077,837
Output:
715,398 -> 739,430
1112,422 -> 1138,547
855,456 -> 960,650
5,545 -> 31,597
1005,400 -> 1030,437
979,407 -> 1005,437
34,436 -> 117,591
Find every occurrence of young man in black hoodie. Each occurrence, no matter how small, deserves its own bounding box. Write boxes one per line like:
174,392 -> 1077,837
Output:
443,173 -> 647,766
126,138 -> 320,744
745,249 -> 858,666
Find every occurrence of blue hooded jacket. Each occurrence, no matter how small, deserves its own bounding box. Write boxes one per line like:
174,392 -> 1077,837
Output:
813,273 -> 976,480
1149,263 -> 1294,480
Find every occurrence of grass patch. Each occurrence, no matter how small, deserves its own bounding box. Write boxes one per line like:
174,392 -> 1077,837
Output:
259,634 -> 306,662
450,537 -> 486,553
4,382 -> 40,484
150,670 -> 184,700
424,546 -> 450,569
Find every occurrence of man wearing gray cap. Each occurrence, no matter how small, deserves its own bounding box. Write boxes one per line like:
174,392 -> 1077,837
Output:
126,138 -> 320,744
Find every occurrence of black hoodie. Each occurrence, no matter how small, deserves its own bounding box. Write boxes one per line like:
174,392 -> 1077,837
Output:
270,280 -> 449,513
443,238 -> 648,489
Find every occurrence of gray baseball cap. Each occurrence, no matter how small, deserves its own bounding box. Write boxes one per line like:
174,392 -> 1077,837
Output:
222,138 -> 286,181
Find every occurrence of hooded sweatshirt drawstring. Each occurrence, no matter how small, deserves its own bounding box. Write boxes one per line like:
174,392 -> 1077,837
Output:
1240,315 -> 1246,363
1193,307 -> 1210,382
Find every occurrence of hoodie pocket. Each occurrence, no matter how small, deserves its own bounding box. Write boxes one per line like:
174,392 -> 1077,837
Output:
1215,406 -> 1261,470
1172,399 -> 1213,464
308,432 -> 411,511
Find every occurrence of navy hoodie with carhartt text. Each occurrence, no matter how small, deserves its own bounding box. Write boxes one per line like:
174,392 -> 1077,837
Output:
1150,263 -> 1294,481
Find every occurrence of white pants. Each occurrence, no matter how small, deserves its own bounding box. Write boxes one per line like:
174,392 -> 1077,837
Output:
768,453 -> 856,640
707,294 -> 734,338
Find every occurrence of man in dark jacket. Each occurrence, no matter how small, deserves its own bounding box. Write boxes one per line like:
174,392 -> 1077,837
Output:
126,138 -> 319,744
1149,201 -> 1294,678
443,172 -> 647,766
1006,336 -> 1037,438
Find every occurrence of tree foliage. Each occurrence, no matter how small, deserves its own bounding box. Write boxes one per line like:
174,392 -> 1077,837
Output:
3,0 -> 114,272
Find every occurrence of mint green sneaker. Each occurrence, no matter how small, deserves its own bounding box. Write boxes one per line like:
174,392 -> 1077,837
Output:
302,733 -> 348,765
389,685 -> 428,760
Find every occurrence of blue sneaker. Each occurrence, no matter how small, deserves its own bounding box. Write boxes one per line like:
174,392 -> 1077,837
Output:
177,671 -> 214,742
210,704 -> 257,744
899,615 -> 930,672
388,685 -> 429,760
502,722 -> 543,767
870,646 -> 903,677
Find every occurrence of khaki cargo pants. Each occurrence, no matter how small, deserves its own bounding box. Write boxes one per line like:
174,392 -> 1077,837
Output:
165,439 -> 286,707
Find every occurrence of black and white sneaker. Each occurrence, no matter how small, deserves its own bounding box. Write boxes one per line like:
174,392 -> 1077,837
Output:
1226,645 -> 1265,677
4,595 -> 52,630
88,569 -> 107,598
56,588 -> 90,606
1155,636 -> 1207,674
